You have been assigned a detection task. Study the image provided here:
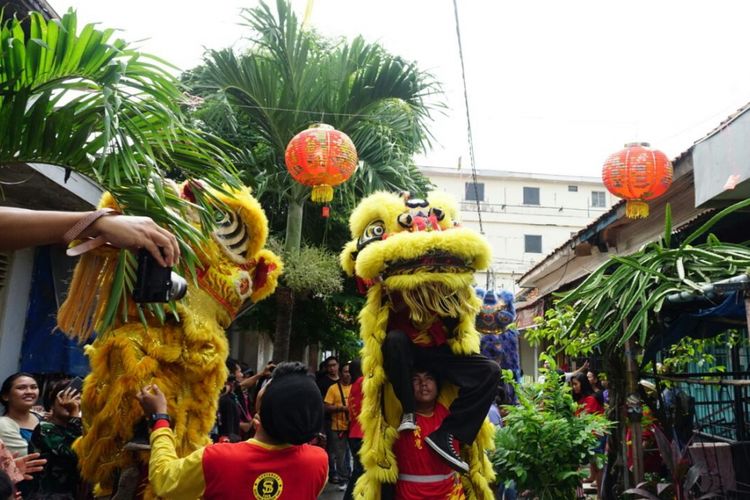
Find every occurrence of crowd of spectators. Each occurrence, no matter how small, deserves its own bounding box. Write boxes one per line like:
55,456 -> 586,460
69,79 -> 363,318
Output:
0,373 -> 80,499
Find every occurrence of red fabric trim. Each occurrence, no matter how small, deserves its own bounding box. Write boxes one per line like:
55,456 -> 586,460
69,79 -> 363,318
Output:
253,257 -> 269,291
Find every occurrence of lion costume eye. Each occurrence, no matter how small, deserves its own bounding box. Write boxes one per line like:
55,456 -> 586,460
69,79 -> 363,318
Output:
357,220 -> 386,251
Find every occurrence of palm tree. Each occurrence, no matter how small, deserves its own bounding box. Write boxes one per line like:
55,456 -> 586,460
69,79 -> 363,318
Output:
0,11 -> 241,330
194,0 -> 442,360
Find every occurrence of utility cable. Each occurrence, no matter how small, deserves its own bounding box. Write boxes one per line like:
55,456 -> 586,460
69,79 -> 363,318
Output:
452,0 -> 484,237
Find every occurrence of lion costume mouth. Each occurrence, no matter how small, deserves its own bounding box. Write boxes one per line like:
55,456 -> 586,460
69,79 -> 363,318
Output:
384,252 -> 473,278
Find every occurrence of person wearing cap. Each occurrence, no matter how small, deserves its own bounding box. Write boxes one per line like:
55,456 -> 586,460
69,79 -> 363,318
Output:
136,362 -> 328,499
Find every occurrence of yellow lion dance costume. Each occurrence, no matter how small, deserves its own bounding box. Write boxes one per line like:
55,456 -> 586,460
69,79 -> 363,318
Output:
341,191 -> 497,499
56,182 -> 282,496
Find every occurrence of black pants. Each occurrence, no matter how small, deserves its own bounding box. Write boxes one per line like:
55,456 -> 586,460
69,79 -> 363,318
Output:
343,437 -> 363,500
382,329 -> 500,444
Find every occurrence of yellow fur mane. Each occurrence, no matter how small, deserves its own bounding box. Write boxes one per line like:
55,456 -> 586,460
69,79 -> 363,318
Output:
57,183 -> 282,496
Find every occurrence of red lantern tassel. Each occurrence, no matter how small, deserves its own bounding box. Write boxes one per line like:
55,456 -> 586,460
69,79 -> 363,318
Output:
322,206 -> 330,218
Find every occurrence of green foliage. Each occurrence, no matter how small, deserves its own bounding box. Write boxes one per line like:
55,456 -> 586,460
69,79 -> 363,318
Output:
238,282 -> 364,357
0,10 -> 241,332
526,304 -> 599,357
292,292 -> 363,361
179,0 -> 442,359
659,336 -> 721,375
183,0 -> 438,211
267,238 -> 343,296
649,329 -> 748,378
490,357 -> 611,500
558,199 -> 750,350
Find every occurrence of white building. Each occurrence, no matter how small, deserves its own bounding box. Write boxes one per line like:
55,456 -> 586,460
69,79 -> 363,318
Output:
420,166 -> 617,292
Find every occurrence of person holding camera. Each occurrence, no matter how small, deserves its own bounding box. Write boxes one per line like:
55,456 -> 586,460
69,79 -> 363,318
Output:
137,362 -> 328,499
26,381 -> 84,500
216,374 -> 242,444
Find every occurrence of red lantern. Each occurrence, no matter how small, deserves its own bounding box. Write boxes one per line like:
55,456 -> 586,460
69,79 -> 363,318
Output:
284,123 -> 358,204
602,142 -> 673,219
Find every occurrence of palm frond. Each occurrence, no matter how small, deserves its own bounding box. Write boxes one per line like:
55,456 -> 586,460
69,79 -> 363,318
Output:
0,10 -> 242,332
191,0 -> 441,208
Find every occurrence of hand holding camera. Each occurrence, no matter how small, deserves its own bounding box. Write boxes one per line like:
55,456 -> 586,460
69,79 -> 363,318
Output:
132,249 -> 187,303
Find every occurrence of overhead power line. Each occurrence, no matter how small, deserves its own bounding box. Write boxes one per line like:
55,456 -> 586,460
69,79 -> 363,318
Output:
452,0 -> 484,236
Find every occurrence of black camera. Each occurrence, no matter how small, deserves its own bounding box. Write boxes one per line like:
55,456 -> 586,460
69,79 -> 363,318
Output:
132,249 -> 187,303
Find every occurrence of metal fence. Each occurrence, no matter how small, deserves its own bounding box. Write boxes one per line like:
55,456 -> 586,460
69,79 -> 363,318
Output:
647,343 -> 750,497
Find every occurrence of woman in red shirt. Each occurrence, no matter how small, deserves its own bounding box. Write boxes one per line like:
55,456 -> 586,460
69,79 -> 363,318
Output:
572,372 -> 604,415
571,372 -> 604,497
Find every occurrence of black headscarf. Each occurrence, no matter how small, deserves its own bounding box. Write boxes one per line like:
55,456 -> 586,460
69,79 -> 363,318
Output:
260,366 -> 324,445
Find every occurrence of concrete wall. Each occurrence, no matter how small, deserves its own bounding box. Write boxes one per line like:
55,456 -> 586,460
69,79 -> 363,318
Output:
0,249 -> 34,382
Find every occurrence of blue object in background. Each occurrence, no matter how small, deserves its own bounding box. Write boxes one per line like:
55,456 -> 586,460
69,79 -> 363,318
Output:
20,246 -> 91,377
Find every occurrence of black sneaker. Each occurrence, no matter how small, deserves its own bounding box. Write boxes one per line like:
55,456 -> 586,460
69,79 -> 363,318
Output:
424,429 -> 468,474
397,412 -> 417,432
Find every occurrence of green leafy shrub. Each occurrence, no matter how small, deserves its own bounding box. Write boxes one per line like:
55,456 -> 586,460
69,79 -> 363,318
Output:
267,238 -> 343,296
490,359 -> 611,500
526,304 -> 598,357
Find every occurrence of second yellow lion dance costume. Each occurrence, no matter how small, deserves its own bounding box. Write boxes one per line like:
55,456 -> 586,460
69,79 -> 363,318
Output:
57,182 -> 282,496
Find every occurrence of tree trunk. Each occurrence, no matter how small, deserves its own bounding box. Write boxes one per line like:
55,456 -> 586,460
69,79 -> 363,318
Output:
274,188 -> 305,362
602,342 -> 627,500
273,286 -> 294,361
284,190 -> 305,254
624,339 -> 644,485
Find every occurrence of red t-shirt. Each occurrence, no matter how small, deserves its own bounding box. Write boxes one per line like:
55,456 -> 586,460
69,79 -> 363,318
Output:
393,404 -> 464,499
348,376 -> 364,439
576,395 -> 604,416
202,440 -> 328,499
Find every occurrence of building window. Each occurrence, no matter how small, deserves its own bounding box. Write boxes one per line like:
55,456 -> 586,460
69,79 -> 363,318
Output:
591,191 -> 606,208
524,234 -> 542,253
465,182 -> 485,202
568,185 -> 578,192
523,187 -> 540,205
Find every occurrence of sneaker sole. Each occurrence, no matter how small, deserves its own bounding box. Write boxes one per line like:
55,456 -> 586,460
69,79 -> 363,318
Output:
397,422 -> 417,432
424,436 -> 469,474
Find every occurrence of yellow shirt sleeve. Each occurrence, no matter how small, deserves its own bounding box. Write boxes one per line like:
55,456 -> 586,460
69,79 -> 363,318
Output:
148,427 -> 206,499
